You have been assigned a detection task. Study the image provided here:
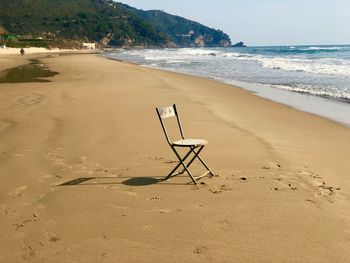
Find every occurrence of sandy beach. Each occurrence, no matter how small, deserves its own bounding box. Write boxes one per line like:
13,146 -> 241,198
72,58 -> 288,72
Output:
0,53 -> 349,262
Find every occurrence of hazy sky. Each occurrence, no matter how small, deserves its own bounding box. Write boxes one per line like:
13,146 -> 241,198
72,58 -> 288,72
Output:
118,0 -> 350,46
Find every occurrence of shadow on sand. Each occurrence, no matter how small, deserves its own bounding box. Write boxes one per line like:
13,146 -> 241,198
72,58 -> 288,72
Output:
58,176 -> 188,187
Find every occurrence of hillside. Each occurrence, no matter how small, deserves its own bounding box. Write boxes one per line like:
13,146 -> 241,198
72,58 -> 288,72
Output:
120,4 -> 231,47
0,0 -> 167,47
0,0 -> 231,48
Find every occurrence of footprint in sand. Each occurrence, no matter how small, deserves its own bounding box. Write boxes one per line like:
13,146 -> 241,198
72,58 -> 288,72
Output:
208,184 -> 233,194
193,246 -> 208,255
45,232 -> 60,242
42,174 -> 54,179
266,162 -> 282,169
298,169 -> 340,199
318,185 -> 339,197
273,177 -> 298,191
164,160 -> 177,164
7,185 -> 27,198
21,245 -> 35,260
13,214 -> 40,230
146,197 -> 161,201
148,156 -> 165,161
191,181 -> 209,191
305,199 -> 321,208
218,219 -> 231,225
125,190 -> 137,197
218,219 -> 231,230
0,204 -> 18,217
290,185 -> 298,190
157,208 -> 171,214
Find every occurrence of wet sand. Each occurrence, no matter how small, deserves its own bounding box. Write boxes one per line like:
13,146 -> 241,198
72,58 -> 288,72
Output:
0,53 -> 349,262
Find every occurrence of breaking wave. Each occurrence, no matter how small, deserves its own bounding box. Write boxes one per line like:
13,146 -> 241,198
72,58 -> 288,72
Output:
107,45 -> 350,101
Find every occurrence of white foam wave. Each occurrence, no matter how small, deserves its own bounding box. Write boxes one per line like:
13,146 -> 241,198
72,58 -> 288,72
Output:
139,48 -> 221,61
164,60 -> 193,64
222,54 -> 350,76
107,48 -> 350,102
222,52 -> 243,58
304,46 -> 343,51
263,58 -> 350,76
120,48 -> 350,76
271,84 -> 350,100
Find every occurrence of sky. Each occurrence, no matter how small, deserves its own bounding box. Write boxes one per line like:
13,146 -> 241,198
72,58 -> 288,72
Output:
118,0 -> 350,46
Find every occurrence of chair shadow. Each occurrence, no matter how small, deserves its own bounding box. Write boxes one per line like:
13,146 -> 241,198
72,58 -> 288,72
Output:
60,177 -> 96,186
58,176 -> 189,187
122,177 -> 161,186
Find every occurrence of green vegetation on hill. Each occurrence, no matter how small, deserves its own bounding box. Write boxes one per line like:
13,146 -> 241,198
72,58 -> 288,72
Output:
121,4 -> 231,47
0,0 -> 167,47
0,0 -> 231,48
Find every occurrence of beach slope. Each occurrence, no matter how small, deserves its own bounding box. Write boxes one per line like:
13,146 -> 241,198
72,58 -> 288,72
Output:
0,53 -> 349,262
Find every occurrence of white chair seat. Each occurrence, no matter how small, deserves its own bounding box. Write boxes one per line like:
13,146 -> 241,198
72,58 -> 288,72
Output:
172,139 -> 208,147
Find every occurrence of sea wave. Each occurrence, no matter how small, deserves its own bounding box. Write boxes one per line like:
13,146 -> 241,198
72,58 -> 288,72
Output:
113,47 -> 350,76
303,46 -> 344,51
215,52 -> 350,76
106,46 -> 350,103
256,57 -> 350,76
270,84 -> 350,100
142,48 -> 220,60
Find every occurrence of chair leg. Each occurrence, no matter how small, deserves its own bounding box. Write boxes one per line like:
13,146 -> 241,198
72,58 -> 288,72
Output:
169,146 -> 197,184
165,149 -> 192,180
185,146 -> 204,169
188,147 -> 214,176
166,146 -> 204,180
165,145 -> 213,184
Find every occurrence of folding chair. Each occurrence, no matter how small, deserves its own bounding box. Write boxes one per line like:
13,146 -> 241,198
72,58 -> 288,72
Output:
156,104 -> 214,184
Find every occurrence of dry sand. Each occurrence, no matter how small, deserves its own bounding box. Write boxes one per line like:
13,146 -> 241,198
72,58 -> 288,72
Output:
0,53 -> 349,262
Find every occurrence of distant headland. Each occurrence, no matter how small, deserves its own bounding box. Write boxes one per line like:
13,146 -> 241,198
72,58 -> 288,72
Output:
0,0 -> 231,49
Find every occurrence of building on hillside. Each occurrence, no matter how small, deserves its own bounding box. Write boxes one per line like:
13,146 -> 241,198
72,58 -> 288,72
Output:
82,43 -> 96,49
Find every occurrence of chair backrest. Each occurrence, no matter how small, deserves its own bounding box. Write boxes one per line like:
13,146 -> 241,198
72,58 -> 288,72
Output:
156,104 -> 185,144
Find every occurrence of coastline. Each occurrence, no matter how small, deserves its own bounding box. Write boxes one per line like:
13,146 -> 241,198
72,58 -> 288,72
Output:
0,48 -> 99,71
227,79 -> 350,127
107,54 -> 350,127
0,47 -> 75,56
0,53 -> 349,262
104,46 -> 350,127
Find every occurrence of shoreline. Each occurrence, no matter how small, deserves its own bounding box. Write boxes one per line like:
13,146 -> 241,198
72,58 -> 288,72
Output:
104,52 -> 350,127
227,79 -> 350,127
0,53 -> 349,262
0,49 -> 100,71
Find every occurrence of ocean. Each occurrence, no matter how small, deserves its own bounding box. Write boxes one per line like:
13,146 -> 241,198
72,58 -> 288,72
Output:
105,45 -> 350,126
